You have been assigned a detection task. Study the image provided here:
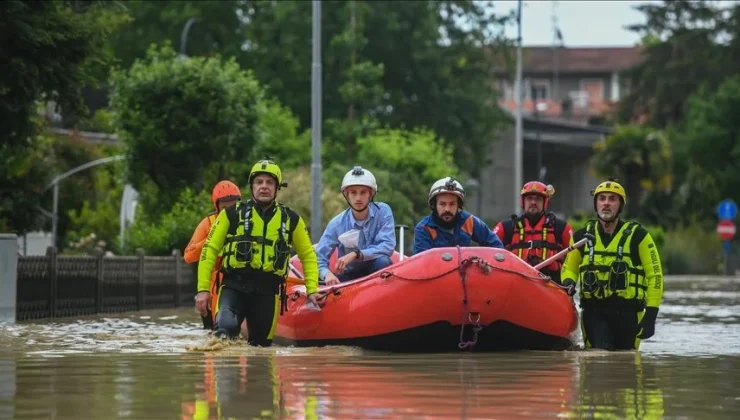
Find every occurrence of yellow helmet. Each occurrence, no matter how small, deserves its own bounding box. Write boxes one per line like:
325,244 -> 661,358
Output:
248,156 -> 285,189
591,179 -> 627,204
591,178 -> 627,216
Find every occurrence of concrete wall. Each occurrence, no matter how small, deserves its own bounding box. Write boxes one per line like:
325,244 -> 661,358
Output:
0,234 -> 18,324
467,124 -> 605,225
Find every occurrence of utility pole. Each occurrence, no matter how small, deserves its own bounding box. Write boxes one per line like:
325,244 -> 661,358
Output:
310,0 -> 323,242
514,0 -> 524,215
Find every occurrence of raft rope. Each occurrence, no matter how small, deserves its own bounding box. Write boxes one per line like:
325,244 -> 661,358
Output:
457,246 -> 483,350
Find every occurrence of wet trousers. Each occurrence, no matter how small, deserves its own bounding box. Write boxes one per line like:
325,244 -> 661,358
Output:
215,286 -> 280,347
581,299 -> 645,351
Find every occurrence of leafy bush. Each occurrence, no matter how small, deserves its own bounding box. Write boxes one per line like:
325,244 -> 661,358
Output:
662,224 -> 722,275
354,128 -> 459,227
65,162 -> 125,254
124,188 -> 212,256
275,166 -> 349,241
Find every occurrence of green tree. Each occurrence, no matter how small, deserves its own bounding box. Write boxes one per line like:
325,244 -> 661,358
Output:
619,0 -> 740,127
109,43 -> 263,215
590,124 -> 672,220
675,75 -> 740,223
0,1 -> 124,233
105,0 -> 512,180
108,0 -> 244,69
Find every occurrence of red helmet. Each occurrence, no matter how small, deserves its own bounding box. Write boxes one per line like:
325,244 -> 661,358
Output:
211,181 -> 241,211
520,181 -> 554,210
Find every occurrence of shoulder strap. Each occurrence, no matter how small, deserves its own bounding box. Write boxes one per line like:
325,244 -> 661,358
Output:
553,217 -> 566,243
501,219 -> 515,244
616,221 -> 637,260
276,203 -> 296,244
585,220 -> 596,264
225,202 -> 245,235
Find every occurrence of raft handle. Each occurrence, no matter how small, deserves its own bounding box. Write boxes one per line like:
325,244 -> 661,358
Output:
395,224 -> 410,261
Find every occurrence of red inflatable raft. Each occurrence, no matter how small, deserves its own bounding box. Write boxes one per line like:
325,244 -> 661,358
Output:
277,245 -> 579,352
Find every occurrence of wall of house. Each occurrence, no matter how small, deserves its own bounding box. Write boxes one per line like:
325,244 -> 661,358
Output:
468,125 -> 604,225
523,142 -> 599,218
497,70 -> 631,120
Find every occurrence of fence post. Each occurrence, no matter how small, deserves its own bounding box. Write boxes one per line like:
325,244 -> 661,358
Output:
95,249 -> 104,314
0,234 -> 18,324
47,246 -> 58,319
173,249 -> 182,307
136,248 -> 145,311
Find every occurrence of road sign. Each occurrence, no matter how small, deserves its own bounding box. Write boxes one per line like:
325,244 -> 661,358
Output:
716,199 -> 738,221
716,220 -> 736,241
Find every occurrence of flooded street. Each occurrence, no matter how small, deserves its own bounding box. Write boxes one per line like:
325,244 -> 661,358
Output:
1,276 -> 739,419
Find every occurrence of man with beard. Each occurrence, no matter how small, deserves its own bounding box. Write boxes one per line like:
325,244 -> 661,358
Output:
196,157 -> 321,344
561,178 -> 664,351
493,181 -> 573,284
317,166 -> 396,285
412,177 -> 503,254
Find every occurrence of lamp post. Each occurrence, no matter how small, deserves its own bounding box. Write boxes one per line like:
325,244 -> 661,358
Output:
46,156 -> 125,248
310,0 -> 323,242
513,0 -> 524,215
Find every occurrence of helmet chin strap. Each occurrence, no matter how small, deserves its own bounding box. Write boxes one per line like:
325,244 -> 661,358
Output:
597,209 -> 620,227
343,192 -> 374,213
594,196 -> 623,228
252,191 -> 277,207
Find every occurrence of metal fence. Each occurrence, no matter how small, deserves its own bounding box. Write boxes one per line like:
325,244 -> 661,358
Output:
15,246 -> 195,321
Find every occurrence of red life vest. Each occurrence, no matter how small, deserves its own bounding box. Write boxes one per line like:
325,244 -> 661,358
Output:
501,213 -> 566,268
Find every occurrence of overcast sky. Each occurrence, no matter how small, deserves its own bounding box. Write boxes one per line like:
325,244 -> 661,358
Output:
495,1 -> 660,47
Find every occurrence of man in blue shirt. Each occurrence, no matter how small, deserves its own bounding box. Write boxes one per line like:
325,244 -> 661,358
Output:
413,177 -> 503,254
317,166 -> 396,285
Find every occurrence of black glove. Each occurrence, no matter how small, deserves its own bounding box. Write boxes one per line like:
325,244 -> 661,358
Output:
561,278 -> 577,297
638,307 -> 659,339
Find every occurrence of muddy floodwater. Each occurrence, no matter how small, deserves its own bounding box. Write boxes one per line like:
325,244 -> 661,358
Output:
1,276 -> 739,419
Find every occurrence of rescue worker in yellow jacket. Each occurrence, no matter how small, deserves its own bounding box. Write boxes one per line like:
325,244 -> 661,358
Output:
196,157 -> 321,345
561,179 -> 664,351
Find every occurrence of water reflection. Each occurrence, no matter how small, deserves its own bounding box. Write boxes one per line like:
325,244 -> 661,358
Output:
178,352 -> 582,419
1,276 -> 739,419
571,352 -> 665,419
0,350 -> 738,419
180,351 -> 739,420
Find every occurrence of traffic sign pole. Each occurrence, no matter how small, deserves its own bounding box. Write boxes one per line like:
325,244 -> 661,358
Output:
723,241 -> 732,276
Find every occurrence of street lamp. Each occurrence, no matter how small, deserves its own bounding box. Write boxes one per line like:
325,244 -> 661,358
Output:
180,17 -> 201,57
513,0 -> 524,215
46,155 -> 125,248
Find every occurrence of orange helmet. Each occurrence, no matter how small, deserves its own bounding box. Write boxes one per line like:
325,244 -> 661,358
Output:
211,180 -> 241,211
520,181 -> 554,210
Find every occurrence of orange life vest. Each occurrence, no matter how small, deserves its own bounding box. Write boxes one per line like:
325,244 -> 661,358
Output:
501,213 -> 566,268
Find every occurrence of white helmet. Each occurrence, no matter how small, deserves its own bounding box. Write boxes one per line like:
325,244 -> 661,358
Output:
428,177 -> 465,207
341,166 -> 378,194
